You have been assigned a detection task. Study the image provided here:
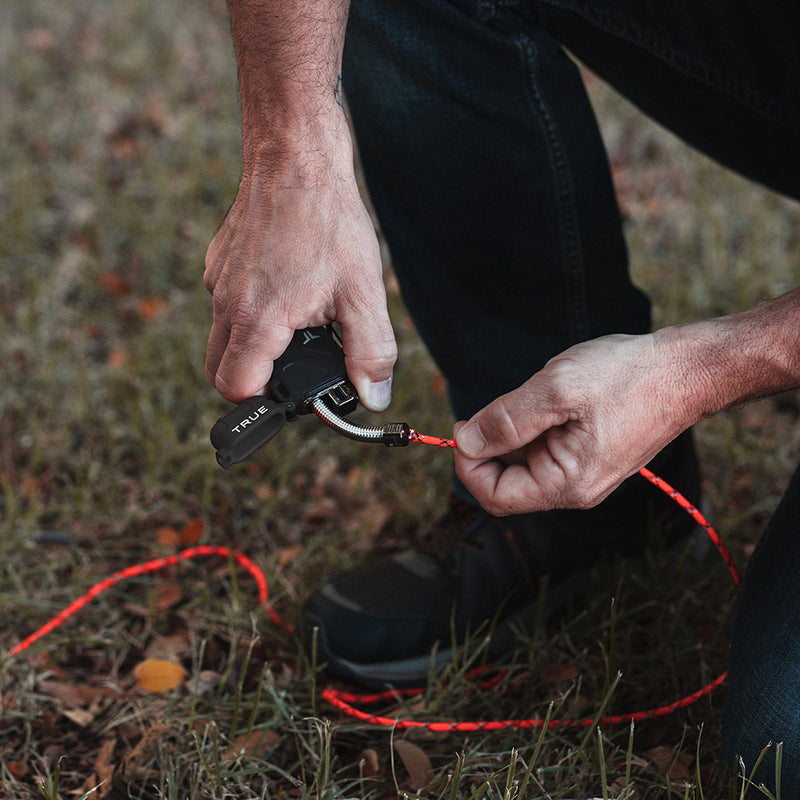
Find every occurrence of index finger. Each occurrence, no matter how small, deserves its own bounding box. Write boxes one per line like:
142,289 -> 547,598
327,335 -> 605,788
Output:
210,318 -> 293,403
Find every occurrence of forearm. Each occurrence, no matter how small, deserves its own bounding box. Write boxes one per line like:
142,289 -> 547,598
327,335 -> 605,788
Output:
226,0 -> 351,169
668,287 -> 800,424
205,0 -> 396,405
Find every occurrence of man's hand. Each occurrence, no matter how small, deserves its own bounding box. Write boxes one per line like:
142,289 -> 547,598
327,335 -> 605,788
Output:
203,131 -> 396,409
455,289 -> 800,516
453,330 -> 702,516
204,0 -> 396,409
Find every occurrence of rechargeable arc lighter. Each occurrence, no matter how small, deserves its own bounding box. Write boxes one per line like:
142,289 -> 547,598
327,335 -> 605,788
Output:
211,325 -> 410,468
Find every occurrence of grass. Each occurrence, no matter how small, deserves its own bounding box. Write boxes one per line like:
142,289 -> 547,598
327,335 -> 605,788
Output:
2,0 -> 800,797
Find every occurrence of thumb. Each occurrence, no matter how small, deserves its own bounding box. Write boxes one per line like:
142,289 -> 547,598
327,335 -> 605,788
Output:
338,309 -> 398,413
456,385 -> 564,459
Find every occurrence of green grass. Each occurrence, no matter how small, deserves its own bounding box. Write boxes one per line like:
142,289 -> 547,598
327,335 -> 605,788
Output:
2,0 -> 800,797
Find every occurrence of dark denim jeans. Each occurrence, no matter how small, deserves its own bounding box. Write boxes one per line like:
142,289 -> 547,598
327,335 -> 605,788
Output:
342,0 -> 800,791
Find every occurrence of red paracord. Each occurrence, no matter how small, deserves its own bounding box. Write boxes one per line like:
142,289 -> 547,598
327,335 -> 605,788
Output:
8,545 -> 292,659
7,436 -> 740,732
408,429 -> 457,448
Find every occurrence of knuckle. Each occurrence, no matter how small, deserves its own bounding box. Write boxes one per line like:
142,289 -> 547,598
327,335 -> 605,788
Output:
211,280 -> 266,329
491,402 -> 525,446
347,338 -> 398,371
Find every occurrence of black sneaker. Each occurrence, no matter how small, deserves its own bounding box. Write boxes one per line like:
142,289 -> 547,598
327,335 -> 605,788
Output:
301,431 -> 702,688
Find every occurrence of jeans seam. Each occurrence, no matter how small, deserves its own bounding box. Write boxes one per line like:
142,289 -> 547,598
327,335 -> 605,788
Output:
538,0 -> 800,135
514,32 -> 589,343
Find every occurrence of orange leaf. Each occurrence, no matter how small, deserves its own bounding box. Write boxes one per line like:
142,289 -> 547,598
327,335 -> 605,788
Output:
99,272 -> 132,296
93,737 -> 116,798
137,296 -> 168,322
180,518 -> 204,545
7,761 -> 28,778
156,526 -> 180,547
133,658 -> 186,693
108,348 -> 127,368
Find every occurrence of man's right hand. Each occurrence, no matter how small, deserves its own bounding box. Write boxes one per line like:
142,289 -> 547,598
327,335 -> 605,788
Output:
205,0 -> 395,411
203,127 -> 397,411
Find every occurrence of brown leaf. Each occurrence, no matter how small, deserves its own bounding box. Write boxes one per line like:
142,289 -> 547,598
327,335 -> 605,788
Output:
180,517 -> 204,545
610,778 -> 640,799
37,678 -> 88,708
6,761 -> 28,778
20,474 -> 39,502
61,707 -> 94,727
144,628 -> 190,661
647,745 -> 692,783
394,739 -> 433,791
133,658 -> 186,693
91,736 -> 117,798
276,544 -> 304,567
359,748 -> 380,778
125,724 -> 175,774
229,729 -> 280,758
539,663 -> 578,683
99,272 -> 132,296
153,582 -> 182,611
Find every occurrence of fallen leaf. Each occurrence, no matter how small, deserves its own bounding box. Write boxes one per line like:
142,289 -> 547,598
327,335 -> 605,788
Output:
108,348 -> 127,368
137,296 -> 168,322
20,474 -> 39,501
124,724 -> 175,775
61,707 -> 94,727
37,678 -> 87,708
180,517 -> 204,545
157,519 -> 203,547
539,663 -> 578,683
359,748 -> 380,778
99,272 -> 132,296
92,736 -> 116,798
156,525 -> 181,547
610,778 -> 640,799
153,582 -> 182,611
276,545 -> 304,567
229,729 -> 280,758
394,739 -> 433,791
7,761 -> 28,778
133,658 -> 186,692
144,628 -> 190,661
647,745 -> 692,783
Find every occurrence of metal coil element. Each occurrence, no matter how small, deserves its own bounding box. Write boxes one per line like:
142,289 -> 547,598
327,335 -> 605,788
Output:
311,397 -> 385,442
